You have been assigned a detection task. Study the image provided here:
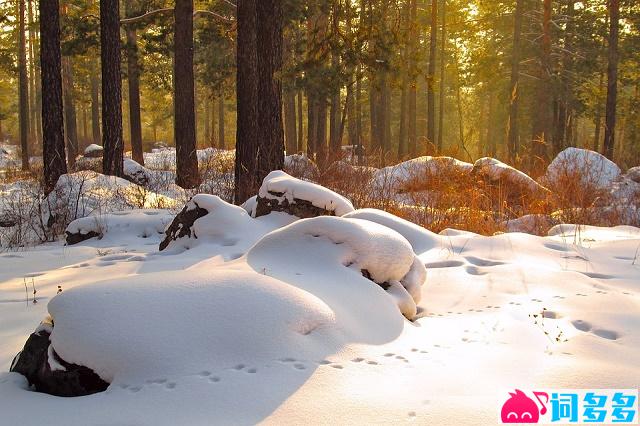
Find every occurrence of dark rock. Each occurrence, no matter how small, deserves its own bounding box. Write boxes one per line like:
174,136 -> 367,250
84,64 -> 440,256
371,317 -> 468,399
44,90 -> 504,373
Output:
255,192 -> 337,219
123,158 -> 151,186
65,230 -> 101,245
10,327 -> 109,397
159,201 -> 209,251
0,214 -> 16,228
83,144 -> 104,158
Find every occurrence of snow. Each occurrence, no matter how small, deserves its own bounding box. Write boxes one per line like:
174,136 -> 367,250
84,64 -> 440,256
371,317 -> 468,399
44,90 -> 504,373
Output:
545,147 -> 622,189
122,158 -> 151,185
66,209 -> 174,244
0,174 -> 639,424
473,157 -> 548,194
247,216 -> 425,318
258,170 -> 355,216
161,193 -> 295,258
83,144 -> 103,155
371,156 -> 473,193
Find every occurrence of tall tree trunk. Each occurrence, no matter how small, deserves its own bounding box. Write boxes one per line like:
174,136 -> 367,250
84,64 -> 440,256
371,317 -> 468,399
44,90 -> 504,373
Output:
40,0 -> 67,193
235,0 -> 260,203
347,80 -> 357,149
355,72 -> 363,163
204,90 -> 211,146
307,92 -> 317,157
218,96 -> 225,149
398,76 -> 408,158
82,105 -> 88,145
297,90 -> 303,152
27,0 -> 38,147
174,0 -> 199,187
90,63 -> 101,145
100,0 -> 124,177
62,57 -> 78,168
18,0 -> 30,170
594,70 -> 604,151
369,78 -> 380,151
603,0 -> 618,160
530,0 -> 552,171
426,0 -> 437,148
256,0 -> 284,180
284,90 -> 297,155
408,0 -> 417,157
437,0 -> 446,152
125,2 -> 144,165
507,0 -> 524,161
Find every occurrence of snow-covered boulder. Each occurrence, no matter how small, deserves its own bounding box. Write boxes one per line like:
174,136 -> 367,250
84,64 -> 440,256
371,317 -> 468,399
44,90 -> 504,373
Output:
66,209 -> 173,246
83,144 -> 104,158
122,158 -> 151,186
624,166 -> 640,184
10,317 -> 109,397
28,269 -> 338,387
371,156 -> 473,194
159,194 -> 294,254
247,216 -> 426,319
545,148 -> 621,190
472,157 -> 549,197
255,170 -> 354,219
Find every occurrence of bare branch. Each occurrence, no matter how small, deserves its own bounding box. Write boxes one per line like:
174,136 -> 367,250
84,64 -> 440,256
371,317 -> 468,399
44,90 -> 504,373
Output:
120,8 -> 234,25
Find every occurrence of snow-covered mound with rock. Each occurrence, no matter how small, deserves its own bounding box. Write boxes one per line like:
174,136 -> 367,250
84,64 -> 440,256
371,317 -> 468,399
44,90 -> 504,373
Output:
544,147 -> 621,189
254,170 -> 354,218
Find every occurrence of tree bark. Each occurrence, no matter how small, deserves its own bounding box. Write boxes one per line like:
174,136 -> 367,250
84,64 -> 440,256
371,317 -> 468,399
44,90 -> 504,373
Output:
100,0 -> 124,177
507,0 -> 524,161
62,57 -> 78,168
27,0 -> 39,147
218,96 -> 225,149
174,0 -> 199,187
594,70 -> 604,151
297,90 -> 303,152
437,0 -> 446,152
235,0 -> 260,203
426,0 -> 437,148
408,0 -> 417,157
603,0 -> 619,160
18,0 -> 30,170
40,0 -> 67,193
125,1 -> 144,166
90,63 -> 101,145
530,0 -> 552,170
204,91 -> 211,147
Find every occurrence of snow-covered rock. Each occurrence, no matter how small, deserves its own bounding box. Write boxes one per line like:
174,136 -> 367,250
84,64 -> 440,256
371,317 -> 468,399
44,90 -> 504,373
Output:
472,157 -> 549,196
247,216 -> 426,319
255,170 -> 354,218
283,154 -> 318,180
545,147 -> 621,190
83,144 -> 104,158
45,269 -> 339,384
503,214 -> 558,235
122,158 -> 151,186
159,193 -> 294,255
625,166 -> 640,183
10,318 -> 108,397
371,156 -> 473,194
66,209 -> 173,246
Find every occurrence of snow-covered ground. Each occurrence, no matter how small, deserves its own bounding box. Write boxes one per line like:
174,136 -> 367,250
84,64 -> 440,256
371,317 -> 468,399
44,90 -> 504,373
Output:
0,193 -> 638,424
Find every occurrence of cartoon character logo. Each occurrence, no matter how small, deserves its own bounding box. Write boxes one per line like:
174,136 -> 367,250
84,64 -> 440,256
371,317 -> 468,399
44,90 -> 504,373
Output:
501,389 -> 549,423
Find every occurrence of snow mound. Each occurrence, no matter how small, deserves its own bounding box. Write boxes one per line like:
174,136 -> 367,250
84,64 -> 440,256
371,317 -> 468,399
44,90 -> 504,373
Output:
160,193 -> 294,256
503,214 -> 558,235
626,166 -> 640,183
83,144 -> 104,158
45,171 -> 178,224
545,147 -> 621,189
47,269 -> 338,383
473,157 -> 548,195
247,216 -> 426,319
256,170 -> 354,218
65,209 -> 173,245
371,156 -> 473,193
343,208 -> 441,254
283,154 -> 318,180
122,158 -> 151,186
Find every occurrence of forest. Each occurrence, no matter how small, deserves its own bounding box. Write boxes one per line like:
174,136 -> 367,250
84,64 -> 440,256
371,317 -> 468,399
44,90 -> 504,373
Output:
0,0 -> 638,191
